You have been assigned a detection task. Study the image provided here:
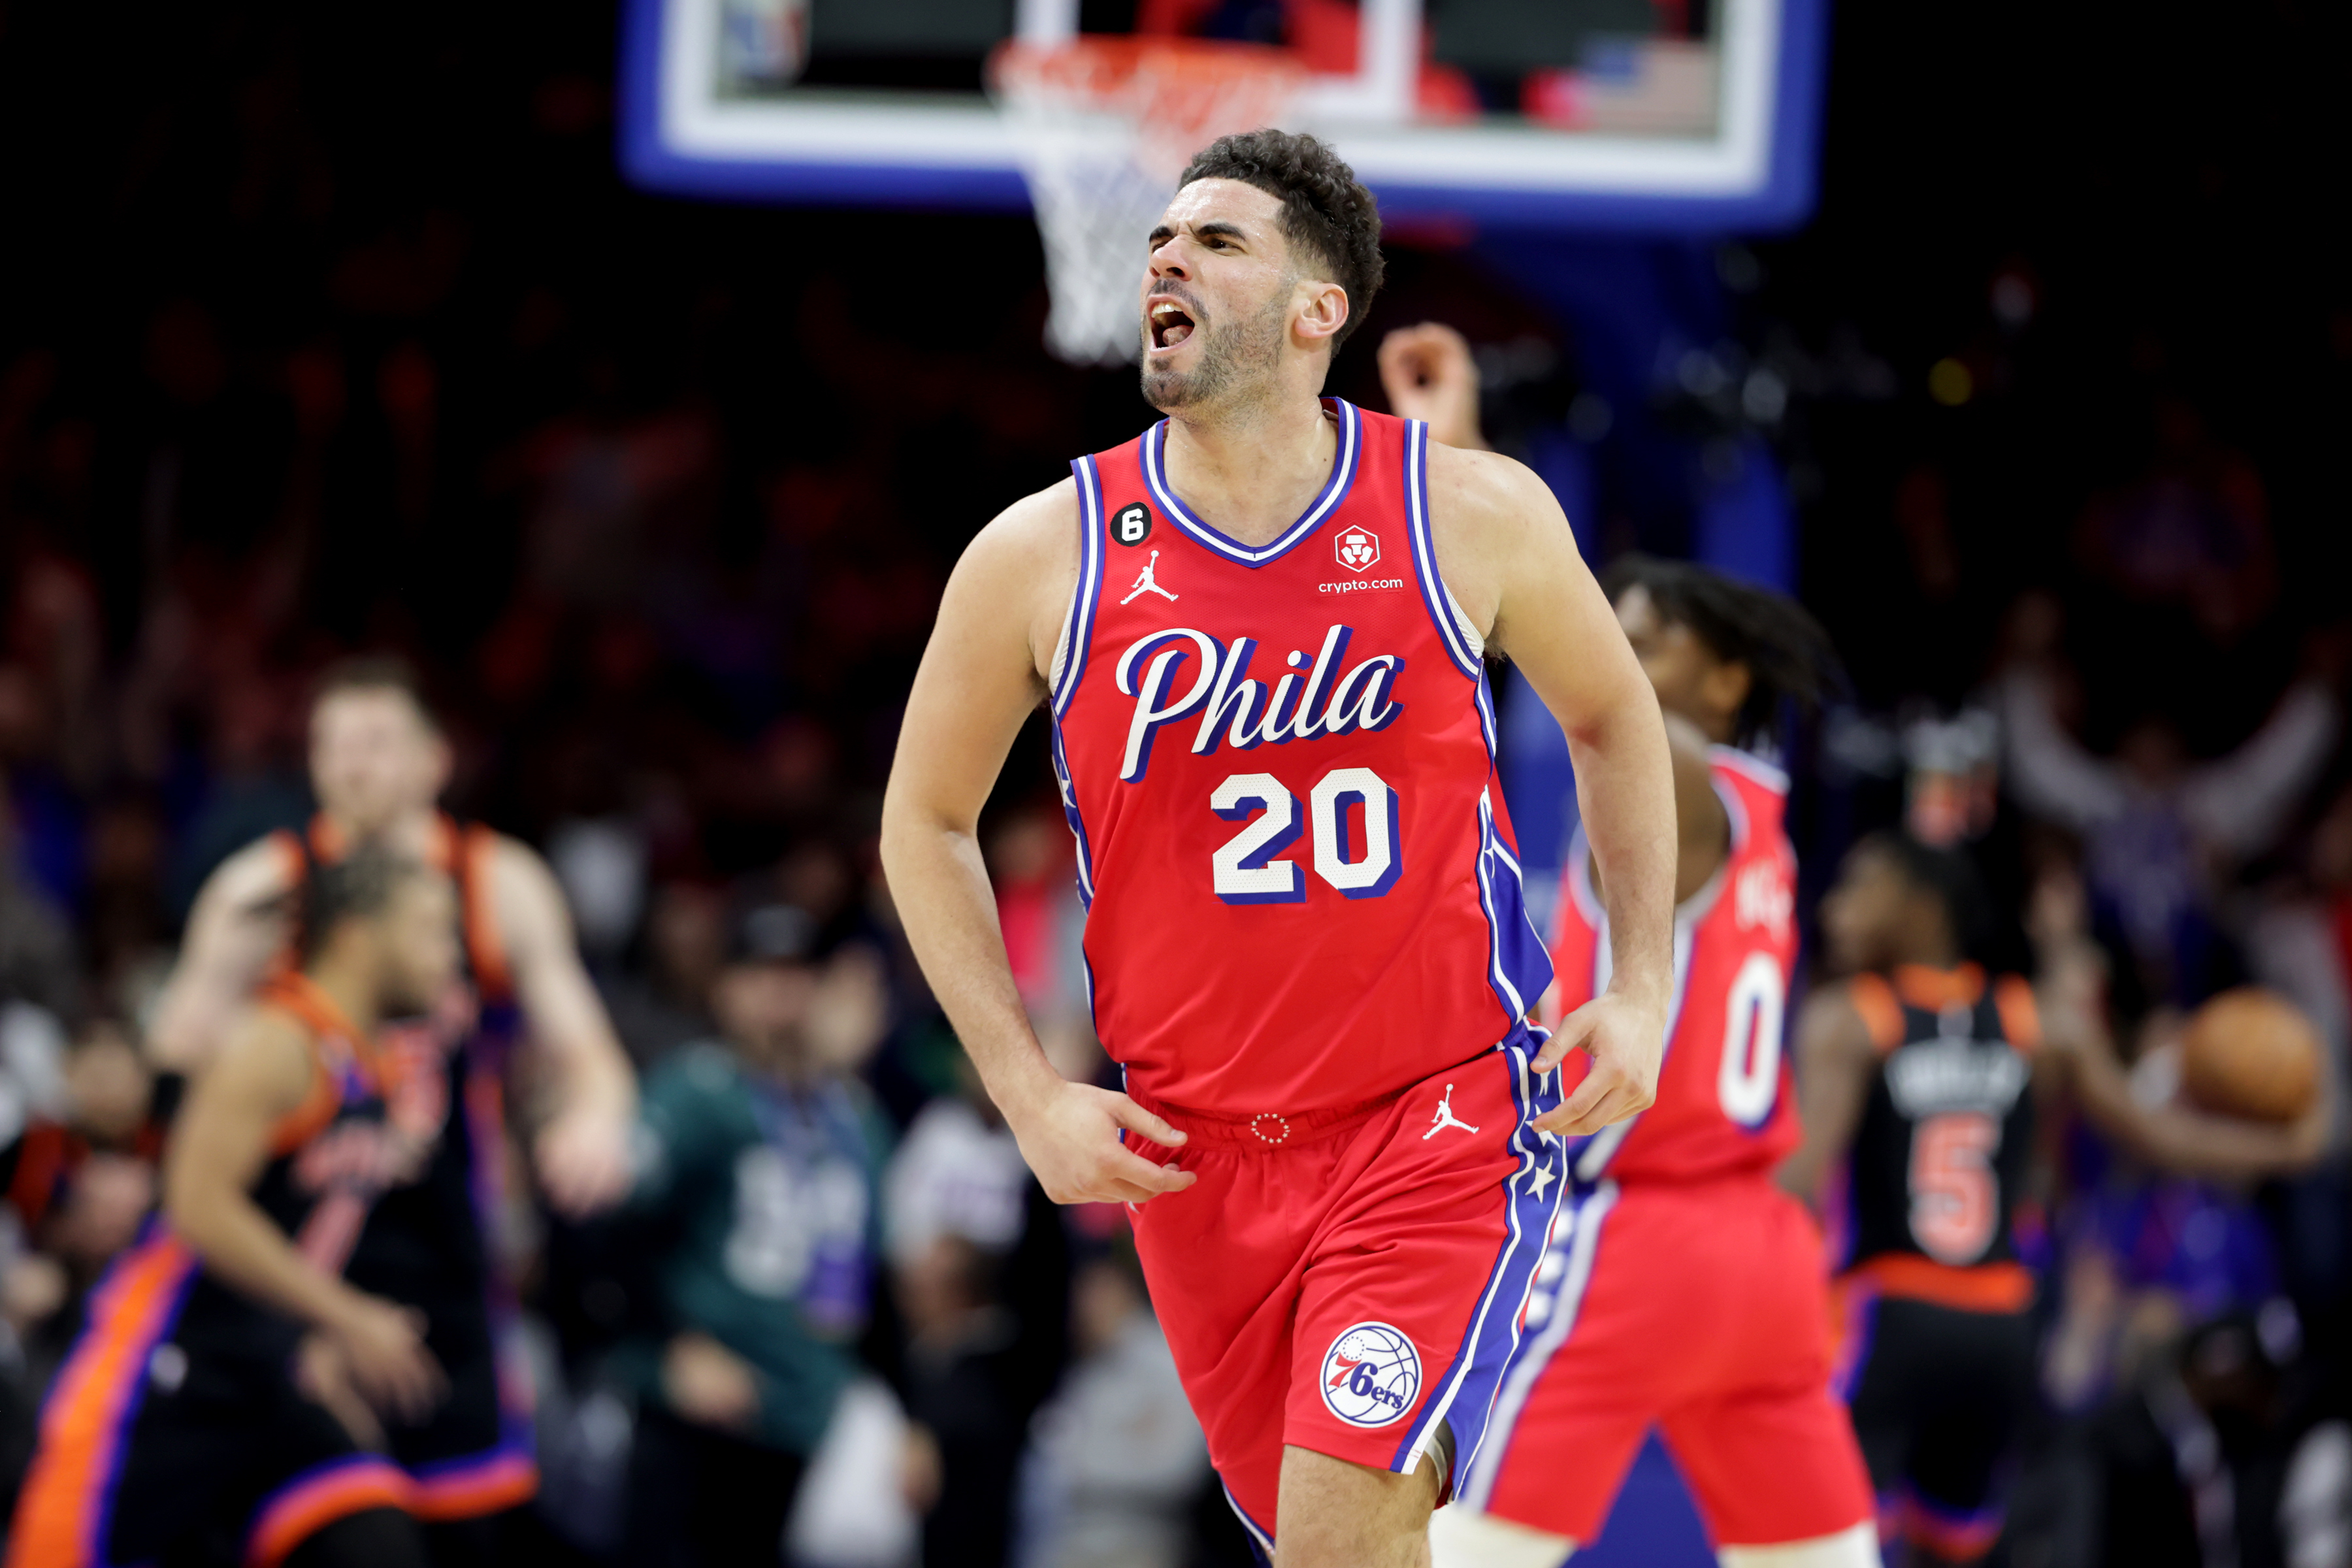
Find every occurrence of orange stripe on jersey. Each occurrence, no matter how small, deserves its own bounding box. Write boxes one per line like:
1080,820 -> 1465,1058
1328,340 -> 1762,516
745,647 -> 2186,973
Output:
1845,1252 -> 2033,1314
308,814 -> 348,862
243,1457 -> 413,1568
262,829 -> 308,981
408,1450 -> 538,1521
1845,975 -> 1906,1054
1993,975 -> 2041,1053
255,973 -> 377,1156
457,826 -> 513,1003
1893,962 -> 1985,1012
6,1233 -> 197,1568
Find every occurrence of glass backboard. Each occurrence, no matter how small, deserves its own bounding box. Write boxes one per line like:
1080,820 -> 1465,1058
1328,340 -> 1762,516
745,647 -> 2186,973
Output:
621,0 -> 1826,232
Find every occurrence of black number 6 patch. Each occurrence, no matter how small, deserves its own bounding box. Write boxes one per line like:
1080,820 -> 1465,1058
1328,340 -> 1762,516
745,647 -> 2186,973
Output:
1113,503 -> 1153,546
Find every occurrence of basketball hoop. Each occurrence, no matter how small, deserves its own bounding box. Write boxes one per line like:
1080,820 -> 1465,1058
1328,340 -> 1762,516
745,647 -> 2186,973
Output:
991,38 -> 1307,366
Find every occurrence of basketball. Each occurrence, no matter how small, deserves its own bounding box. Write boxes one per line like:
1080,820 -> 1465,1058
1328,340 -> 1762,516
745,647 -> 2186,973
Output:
2181,988 -> 2323,1124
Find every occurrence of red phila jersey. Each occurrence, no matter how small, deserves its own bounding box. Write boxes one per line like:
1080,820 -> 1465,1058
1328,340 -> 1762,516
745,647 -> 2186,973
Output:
1049,400 -> 1552,1119
1550,749 -> 1801,1184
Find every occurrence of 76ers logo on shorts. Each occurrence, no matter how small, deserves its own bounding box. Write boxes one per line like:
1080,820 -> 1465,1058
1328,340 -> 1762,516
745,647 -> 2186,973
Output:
1335,525 -> 1380,573
1320,1322 -> 1420,1428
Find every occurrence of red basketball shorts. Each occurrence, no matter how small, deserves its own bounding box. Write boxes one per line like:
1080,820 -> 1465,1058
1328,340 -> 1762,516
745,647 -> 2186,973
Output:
1460,1175 -> 1875,1548
1126,1034 -> 1566,1552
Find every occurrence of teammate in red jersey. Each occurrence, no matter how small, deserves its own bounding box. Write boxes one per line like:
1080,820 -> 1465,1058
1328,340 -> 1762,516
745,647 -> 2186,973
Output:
881,131 -> 1678,1567
1384,326 -> 1875,1566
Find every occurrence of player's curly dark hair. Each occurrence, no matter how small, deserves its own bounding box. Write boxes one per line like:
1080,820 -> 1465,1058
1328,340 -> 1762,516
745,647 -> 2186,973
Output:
299,843 -> 429,963
1178,129 -> 1384,348
1599,554 -> 1847,749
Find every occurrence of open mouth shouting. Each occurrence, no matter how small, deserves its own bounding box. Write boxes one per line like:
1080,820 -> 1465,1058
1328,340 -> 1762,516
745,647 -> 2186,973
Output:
1148,295 -> 1198,351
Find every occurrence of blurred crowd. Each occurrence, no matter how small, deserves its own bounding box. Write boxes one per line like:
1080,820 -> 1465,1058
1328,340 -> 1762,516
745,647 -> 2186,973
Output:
1,3 -> 2349,1566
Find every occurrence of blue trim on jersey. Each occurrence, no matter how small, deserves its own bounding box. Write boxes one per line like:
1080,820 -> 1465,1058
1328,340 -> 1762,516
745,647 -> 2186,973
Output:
1471,666 -> 1501,771
1049,458 -> 1107,913
1474,792 -> 1555,1028
1457,1178 -> 1620,1508
1403,421 -> 1484,681
1049,722 -> 1097,909
1051,455 -> 1108,718
1394,1036 -> 1567,1480
1140,400 -> 1361,567
1221,1479 -> 1276,1565
1711,743 -> 1791,796
1832,1288 -> 1880,1403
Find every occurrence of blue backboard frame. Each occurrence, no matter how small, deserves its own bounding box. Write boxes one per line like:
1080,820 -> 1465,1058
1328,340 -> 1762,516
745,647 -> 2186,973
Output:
617,0 -> 1827,235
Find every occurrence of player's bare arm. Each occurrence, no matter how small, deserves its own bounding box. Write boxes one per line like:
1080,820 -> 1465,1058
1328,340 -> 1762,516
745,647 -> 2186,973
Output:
1427,443 -> 1676,1136
1662,716 -> 1733,902
165,1009 -> 444,1418
1595,714 -> 1731,909
1541,714 -> 1725,1041
1377,323 -> 1487,452
2023,864 -> 2326,1177
147,836 -> 298,1073
2034,996 -> 2329,1181
490,836 -> 639,1217
1777,983 -> 1880,1205
881,479 -> 1197,1207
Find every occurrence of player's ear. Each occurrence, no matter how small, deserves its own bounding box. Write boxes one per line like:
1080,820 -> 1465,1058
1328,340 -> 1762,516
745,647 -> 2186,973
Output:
1293,278 -> 1349,350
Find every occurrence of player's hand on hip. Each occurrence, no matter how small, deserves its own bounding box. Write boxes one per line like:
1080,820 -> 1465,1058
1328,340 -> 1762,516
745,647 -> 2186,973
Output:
1377,323 -> 1486,451
1005,1079 -> 1196,1206
1533,992 -> 1663,1136
294,1332 -> 388,1450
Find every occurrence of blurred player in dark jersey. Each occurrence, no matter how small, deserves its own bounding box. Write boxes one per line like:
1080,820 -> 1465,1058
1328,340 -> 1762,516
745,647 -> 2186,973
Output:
1781,833 -> 2325,1566
146,661 -> 635,1563
9,847 -> 453,1568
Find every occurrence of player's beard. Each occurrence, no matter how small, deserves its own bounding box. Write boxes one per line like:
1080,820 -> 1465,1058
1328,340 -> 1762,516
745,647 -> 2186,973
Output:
1139,286 -> 1288,416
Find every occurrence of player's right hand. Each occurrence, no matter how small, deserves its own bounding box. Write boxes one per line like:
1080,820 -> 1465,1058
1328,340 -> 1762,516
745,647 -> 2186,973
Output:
1004,1079 -> 1198,1206
1535,991 -> 1663,1136
328,1294 -> 446,1422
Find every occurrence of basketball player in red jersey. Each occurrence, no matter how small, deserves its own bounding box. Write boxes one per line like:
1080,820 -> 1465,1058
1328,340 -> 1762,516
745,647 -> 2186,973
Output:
146,661 -> 635,1560
1382,327 -> 1878,1567
882,130 -> 1678,1566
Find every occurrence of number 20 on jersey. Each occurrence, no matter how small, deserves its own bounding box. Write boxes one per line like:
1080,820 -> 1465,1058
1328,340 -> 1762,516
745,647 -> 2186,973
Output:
1211,767 -> 1400,904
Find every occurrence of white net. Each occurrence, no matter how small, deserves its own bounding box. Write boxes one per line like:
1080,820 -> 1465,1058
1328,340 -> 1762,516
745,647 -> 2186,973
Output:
992,40 -> 1307,366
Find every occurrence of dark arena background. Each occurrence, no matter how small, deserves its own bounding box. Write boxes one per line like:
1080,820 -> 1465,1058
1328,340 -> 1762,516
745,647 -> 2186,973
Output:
1,2 -> 2349,1565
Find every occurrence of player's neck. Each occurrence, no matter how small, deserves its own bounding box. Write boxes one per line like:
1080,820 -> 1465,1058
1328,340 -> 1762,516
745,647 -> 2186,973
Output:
321,805 -> 442,859
304,951 -> 383,1036
1161,392 -> 1337,548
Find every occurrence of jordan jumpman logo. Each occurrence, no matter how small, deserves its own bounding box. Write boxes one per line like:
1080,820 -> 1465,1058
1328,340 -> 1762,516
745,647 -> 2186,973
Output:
1121,550 -> 1178,604
1423,1084 -> 1480,1139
